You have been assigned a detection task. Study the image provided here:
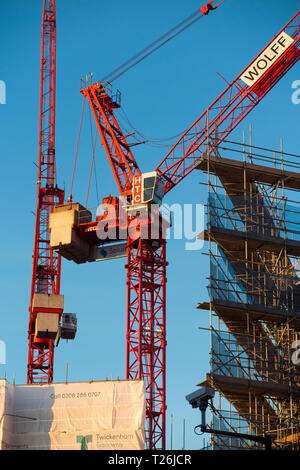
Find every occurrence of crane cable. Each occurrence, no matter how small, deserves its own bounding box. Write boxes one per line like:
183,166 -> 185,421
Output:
87,105 -> 100,207
106,3 -> 226,145
117,105 -> 187,148
69,96 -> 100,207
70,4 -> 223,202
100,7 -> 206,84
86,131 -> 98,208
119,107 -> 184,142
69,96 -> 86,202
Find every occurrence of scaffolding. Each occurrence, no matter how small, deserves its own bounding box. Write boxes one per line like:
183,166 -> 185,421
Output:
197,132 -> 300,450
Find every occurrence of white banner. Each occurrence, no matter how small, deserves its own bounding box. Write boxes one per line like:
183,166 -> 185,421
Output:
0,379 -> 145,450
0,381 -> 14,449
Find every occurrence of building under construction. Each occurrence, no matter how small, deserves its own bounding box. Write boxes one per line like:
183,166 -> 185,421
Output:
197,134 -> 300,450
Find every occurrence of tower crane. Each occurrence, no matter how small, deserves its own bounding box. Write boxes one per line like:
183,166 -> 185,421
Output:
27,0 -> 76,384
49,8 -> 300,450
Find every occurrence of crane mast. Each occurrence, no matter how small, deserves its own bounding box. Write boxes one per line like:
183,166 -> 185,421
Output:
79,81 -> 167,449
27,0 -> 64,384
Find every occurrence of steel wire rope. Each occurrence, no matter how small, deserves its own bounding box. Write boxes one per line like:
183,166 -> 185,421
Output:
116,107 -> 188,147
86,131 -> 98,208
100,8 -> 205,83
69,96 -> 86,202
98,9 -> 212,147
87,105 -> 100,207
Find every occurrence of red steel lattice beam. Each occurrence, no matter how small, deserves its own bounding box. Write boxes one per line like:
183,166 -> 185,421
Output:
126,238 -> 167,450
80,82 -> 141,197
27,0 -> 64,384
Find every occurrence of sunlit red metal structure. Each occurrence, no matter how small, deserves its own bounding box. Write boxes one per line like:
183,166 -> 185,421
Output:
75,11 -> 300,449
27,0 -> 64,384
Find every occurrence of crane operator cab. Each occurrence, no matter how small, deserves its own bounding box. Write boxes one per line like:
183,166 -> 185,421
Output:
130,171 -> 171,237
56,313 -> 77,346
132,171 -> 165,207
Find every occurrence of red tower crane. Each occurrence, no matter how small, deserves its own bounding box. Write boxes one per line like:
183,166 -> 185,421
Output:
27,0 -> 64,384
49,9 -> 300,449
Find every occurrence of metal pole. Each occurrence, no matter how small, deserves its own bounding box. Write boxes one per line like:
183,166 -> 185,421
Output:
170,414 -> 173,450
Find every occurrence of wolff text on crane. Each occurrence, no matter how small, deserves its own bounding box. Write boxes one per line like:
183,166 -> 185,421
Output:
240,31 -> 294,87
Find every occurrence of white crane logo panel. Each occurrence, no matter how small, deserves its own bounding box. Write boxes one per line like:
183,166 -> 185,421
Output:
240,31 -> 294,87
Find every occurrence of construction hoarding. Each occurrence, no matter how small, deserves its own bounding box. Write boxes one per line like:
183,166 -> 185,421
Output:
0,379 -> 145,450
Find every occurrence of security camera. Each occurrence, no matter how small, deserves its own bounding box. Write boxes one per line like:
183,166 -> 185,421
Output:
186,387 -> 215,430
185,386 -> 215,409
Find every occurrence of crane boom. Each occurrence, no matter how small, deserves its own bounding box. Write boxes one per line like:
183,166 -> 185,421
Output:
156,11 -> 300,194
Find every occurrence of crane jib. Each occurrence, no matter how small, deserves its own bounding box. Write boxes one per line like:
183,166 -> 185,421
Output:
156,11 -> 300,192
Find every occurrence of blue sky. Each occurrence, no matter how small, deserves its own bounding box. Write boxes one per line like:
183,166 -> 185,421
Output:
0,0 -> 300,450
